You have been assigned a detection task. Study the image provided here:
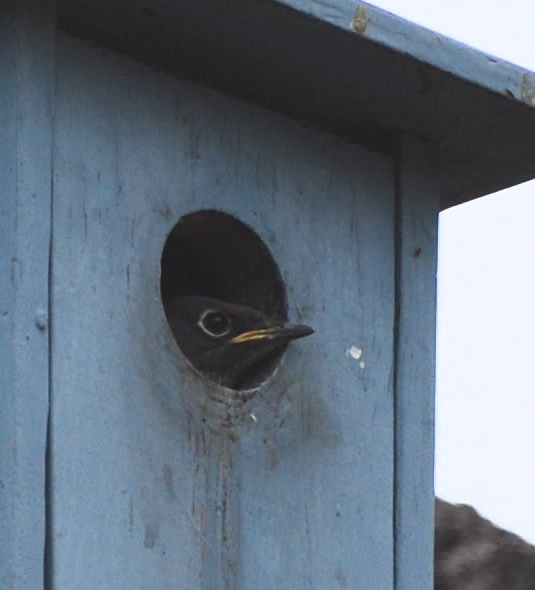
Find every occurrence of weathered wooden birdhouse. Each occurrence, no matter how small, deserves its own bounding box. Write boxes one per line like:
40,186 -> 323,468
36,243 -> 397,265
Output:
3,1 -> 535,588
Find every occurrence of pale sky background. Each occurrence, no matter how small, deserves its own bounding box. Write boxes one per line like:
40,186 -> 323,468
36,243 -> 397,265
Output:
369,0 -> 535,543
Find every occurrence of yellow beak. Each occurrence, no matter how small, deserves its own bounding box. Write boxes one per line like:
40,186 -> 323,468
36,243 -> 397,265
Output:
229,325 -> 314,344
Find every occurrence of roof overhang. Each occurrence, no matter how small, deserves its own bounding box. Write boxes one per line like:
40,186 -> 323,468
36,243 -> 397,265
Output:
58,0 -> 535,209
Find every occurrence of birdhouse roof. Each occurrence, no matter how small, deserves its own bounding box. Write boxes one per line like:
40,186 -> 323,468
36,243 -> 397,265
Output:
60,0 -> 535,209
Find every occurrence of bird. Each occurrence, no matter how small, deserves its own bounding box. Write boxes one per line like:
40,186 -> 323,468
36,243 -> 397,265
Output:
163,296 -> 314,389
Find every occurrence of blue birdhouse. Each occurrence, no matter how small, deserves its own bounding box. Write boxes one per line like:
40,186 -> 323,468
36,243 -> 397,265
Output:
3,1 -> 535,588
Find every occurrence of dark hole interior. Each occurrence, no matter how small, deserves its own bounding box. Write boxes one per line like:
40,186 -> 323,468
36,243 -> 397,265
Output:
160,209 -> 287,389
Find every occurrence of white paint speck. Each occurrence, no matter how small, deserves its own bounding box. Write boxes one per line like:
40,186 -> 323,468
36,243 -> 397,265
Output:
359,360 -> 366,369
345,345 -> 363,360
249,413 -> 258,423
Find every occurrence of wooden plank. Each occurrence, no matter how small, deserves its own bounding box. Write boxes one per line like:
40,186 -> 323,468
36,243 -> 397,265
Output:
0,2 -> 55,589
50,34 -> 395,588
275,0 -> 532,101
57,0 -> 535,208
237,136 -> 396,587
393,135 -> 438,590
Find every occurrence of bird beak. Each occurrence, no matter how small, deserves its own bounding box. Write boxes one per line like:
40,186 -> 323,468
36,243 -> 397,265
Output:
229,324 -> 314,345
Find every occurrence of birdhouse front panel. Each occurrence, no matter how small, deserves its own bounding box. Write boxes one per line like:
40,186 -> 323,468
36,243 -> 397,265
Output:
7,0 -> 535,587
48,34 -> 397,588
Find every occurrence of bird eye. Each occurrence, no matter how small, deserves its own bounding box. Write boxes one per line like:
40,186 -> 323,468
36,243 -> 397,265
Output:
198,309 -> 232,338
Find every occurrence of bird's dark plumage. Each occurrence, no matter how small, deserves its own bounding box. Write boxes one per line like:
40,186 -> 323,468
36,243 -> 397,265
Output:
164,296 -> 313,389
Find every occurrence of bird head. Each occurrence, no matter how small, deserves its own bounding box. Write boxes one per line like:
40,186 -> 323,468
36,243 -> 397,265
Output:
164,296 -> 314,389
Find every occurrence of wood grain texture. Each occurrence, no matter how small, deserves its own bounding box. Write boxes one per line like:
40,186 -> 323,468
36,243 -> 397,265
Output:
393,136 -> 439,590
0,2 -> 54,589
57,0 -> 535,209
50,34 -> 396,588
